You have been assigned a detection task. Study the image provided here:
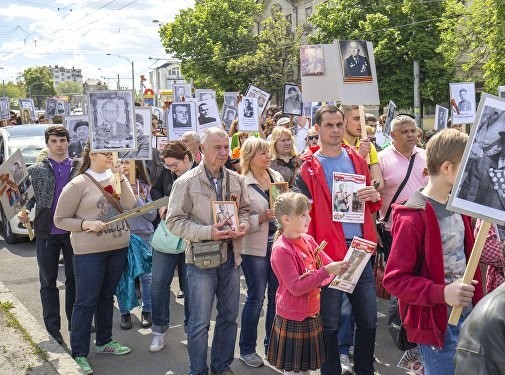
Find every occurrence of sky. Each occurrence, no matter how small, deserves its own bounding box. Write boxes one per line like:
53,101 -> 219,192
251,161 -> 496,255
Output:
0,0 -> 194,90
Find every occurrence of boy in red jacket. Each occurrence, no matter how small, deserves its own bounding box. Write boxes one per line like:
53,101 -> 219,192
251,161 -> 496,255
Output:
383,128 -> 483,375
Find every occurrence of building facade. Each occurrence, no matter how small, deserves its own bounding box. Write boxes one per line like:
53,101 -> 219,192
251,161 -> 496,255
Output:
46,65 -> 83,87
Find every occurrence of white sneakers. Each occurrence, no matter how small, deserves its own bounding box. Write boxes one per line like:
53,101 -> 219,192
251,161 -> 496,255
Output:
149,330 -> 169,352
340,353 -> 353,375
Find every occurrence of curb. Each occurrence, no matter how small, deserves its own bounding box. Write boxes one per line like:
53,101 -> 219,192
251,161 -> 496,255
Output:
0,281 -> 84,374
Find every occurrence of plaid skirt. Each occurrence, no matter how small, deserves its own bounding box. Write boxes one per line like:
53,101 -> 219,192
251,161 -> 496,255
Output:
267,314 -> 326,372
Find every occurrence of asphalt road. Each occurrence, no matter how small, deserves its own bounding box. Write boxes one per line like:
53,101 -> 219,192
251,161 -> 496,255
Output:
0,236 -> 412,375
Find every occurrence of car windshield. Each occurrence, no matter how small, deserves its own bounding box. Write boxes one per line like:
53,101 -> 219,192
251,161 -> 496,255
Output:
8,137 -> 46,165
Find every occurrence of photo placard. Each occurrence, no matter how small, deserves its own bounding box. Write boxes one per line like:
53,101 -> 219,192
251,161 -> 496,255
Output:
167,101 -> 197,140
0,97 -> 10,121
245,84 -> 271,116
238,97 -> 258,132
119,107 -> 152,160
434,105 -> 449,131
212,201 -> 239,232
450,82 -> 476,125
64,115 -> 89,159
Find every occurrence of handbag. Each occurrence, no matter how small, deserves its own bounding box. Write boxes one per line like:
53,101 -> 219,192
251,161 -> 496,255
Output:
387,296 -> 416,351
373,252 -> 391,300
151,220 -> 185,254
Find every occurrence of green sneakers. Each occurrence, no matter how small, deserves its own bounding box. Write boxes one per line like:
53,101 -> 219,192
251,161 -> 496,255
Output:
96,339 -> 131,355
74,357 -> 93,375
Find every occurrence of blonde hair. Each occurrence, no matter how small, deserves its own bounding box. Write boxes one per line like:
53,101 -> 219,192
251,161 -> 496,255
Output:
274,192 -> 311,239
270,127 -> 296,159
240,137 -> 269,175
426,128 -> 468,176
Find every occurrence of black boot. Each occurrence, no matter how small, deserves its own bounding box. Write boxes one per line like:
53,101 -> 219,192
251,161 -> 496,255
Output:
141,311 -> 152,328
120,313 -> 132,330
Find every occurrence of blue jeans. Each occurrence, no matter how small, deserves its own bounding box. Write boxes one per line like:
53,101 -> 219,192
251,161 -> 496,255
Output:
338,293 -> 355,355
320,261 -> 377,375
186,250 -> 240,375
151,250 -> 188,333
418,312 -> 467,375
71,248 -> 127,358
239,240 -> 278,355
119,272 -> 152,314
36,234 -> 75,333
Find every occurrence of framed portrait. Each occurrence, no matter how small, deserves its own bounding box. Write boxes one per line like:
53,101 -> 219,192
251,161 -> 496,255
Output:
195,89 -> 216,102
450,82 -> 476,125
448,93 -> 505,224
0,149 -> 34,220
152,107 -> 163,122
55,100 -> 68,116
269,182 -> 289,208
221,105 -> 237,131
283,84 -> 303,116
196,99 -> 222,133
88,90 -> 136,152
18,98 -> 36,120
212,200 -> 239,232
238,97 -> 258,132
20,108 -> 33,124
245,84 -> 271,115
45,98 -> 57,120
498,86 -> 505,99
64,115 -> 89,159
167,101 -> 197,140
119,107 -> 152,160
383,100 -> 396,136
156,136 -> 168,151
300,45 -> 325,76
338,40 -> 373,83
434,105 -> 449,131
173,83 -> 192,101
223,92 -> 239,108
0,97 -> 10,121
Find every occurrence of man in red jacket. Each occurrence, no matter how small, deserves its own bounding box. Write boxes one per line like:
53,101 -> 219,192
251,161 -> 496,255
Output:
295,105 -> 381,375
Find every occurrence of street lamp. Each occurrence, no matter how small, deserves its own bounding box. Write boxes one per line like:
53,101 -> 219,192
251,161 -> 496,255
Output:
0,67 -> 5,97
106,53 -> 135,95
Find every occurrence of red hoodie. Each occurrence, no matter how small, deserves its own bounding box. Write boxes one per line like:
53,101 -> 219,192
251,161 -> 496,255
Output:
298,145 -> 381,261
383,191 -> 483,347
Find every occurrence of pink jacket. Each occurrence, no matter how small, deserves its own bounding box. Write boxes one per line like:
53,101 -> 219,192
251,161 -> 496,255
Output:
271,233 -> 334,321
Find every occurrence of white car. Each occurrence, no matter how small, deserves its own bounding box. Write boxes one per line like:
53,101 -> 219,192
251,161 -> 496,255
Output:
0,124 -> 50,243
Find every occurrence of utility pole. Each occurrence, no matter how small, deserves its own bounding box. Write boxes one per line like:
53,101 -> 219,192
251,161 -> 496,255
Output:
413,61 -> 421,128
117,74 -> 120,90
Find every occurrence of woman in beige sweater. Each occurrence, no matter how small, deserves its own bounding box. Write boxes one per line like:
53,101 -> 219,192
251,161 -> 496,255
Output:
54,145 -> 136,375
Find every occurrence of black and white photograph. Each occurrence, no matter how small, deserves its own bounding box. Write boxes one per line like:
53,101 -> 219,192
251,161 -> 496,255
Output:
448,93 -> 505,223
0,97 -> 10,120
119,107 -> 152,160
45,98 -> 57,119
167,101 -> 197,140
238,97 -> 258,132
64,115 -> 89,159
212,201 -> 239,232
173,83 -> 192,101
152,107 -> 163,123
56,100 -> 68,115
339,40 -> 373,83
434,105 -> 449,131
383,100 -> 396,136
450,82 -> 476,125
18,98 -> 36,120
88,90 -> 136,152
156,136 -> 168,151
283,84 -> 303,115
498,86 -> 505,99
245,84 -> 270,116
20,108 -> 33,124
196,99 -> 221,133
223,92 -> 239,108
195,89 -> 216,102
221,106 -> 237,131
300,44 -> 325,76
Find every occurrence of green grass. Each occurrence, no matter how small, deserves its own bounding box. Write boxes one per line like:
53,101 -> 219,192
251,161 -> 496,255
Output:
0,301 -> 49,362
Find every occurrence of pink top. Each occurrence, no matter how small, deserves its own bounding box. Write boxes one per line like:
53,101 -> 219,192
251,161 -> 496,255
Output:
378,144 -> 428,230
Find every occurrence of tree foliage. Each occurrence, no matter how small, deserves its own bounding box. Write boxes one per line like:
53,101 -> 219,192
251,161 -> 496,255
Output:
159,0 -> 262,92
55,81 -> 83,97
227,12 -> 301,104
2,82 -> 25,104
439,0 -> 505,93
22,67 -> 56,108
309,0 -> 455,109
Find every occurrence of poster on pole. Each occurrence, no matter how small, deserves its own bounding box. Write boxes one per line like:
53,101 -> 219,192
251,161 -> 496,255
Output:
245,84 -> 270,116
383,100 -> 396,136
283,84 -> 303,115
195,89 -> 216,102
18,98 -> 36,120
64,115 -> 89,159
448,93 -> 505,224
196,99 -> 222,133
0,97 -> 10,120
238,97 -> 258,132
0,149 -> 34,220
167,101 -> 197,141
450,82 -> 476,125
119,107 -> 152,160
173,83 -> 192,101
434,105 -> 449,131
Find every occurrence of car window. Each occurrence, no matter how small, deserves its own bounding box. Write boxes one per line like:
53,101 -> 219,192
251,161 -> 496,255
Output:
8,137 -> 46,165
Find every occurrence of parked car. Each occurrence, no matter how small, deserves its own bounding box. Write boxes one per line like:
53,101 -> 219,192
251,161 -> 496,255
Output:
0,124 -> 50,243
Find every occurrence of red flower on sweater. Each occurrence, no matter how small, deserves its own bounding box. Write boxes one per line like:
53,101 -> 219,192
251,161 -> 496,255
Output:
104,185 -> 120,200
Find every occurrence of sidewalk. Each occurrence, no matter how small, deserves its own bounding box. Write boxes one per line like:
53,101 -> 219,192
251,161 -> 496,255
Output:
0,281 -> 83,375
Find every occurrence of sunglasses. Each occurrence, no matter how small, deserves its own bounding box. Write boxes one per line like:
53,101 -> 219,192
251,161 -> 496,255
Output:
308,135 -> 319,141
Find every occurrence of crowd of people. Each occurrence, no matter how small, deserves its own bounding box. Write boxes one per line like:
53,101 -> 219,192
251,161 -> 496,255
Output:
15,100 -> 505,375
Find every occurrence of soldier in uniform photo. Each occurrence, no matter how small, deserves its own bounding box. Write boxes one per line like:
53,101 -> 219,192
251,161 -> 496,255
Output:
68,121 -> 89,158
215,203 -> 236,231
458,88 -> 472,112
343,41 -> 371,77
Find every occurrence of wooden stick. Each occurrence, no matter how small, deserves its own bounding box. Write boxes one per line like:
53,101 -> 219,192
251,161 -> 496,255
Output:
128,161 -> 136,186
21,206 -> 34,241
448,220 -> 491,325
112,152 -> 121,194
358,105 -> 370,164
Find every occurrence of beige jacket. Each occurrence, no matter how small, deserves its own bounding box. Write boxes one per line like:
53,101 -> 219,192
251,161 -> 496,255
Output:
166,162 -> 250,264
242,169 -> 284,257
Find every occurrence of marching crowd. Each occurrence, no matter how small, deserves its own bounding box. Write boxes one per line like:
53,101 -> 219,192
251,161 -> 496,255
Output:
15,102 -> 505,375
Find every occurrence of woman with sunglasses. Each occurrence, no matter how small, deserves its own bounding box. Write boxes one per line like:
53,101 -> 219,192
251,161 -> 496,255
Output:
149,141 -> 196,352
54,144 -> 137,375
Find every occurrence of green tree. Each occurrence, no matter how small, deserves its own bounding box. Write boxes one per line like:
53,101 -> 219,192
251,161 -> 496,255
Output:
439,0 -> 505,93
309,0 -> 454,110
228,12 -> 301,105
23,67 -> 56,109
55,81 -> 83,97
159,0 -> 262,92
